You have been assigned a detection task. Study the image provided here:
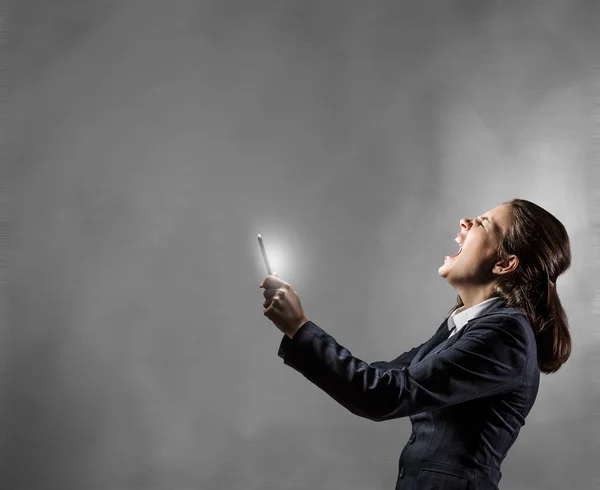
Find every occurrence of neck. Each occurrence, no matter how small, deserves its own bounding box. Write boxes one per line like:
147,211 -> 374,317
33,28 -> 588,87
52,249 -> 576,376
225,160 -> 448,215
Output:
454,283 -> 497,309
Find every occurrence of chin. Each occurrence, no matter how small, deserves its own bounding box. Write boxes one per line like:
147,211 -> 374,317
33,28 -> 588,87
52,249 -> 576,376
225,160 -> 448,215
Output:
439,251 -> 462,278
438,264 -> 450,279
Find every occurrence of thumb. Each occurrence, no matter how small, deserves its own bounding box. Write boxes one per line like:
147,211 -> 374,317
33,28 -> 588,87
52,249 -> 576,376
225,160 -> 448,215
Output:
272,272 -> 278,277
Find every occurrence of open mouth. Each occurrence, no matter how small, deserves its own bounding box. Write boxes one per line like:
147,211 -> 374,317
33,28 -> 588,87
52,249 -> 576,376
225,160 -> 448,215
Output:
444,238 -> 463,262
448,247 -> 462,259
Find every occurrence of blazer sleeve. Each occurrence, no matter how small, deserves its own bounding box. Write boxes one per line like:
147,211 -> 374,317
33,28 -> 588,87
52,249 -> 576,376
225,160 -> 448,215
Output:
277,316 -> 529,421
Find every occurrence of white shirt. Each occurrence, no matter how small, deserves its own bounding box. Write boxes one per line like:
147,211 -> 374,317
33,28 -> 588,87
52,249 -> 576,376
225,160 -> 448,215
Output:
447,296 -> 503,337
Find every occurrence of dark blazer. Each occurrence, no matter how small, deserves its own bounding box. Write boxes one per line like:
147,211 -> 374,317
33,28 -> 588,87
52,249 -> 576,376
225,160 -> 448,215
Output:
277,299 -> 540,490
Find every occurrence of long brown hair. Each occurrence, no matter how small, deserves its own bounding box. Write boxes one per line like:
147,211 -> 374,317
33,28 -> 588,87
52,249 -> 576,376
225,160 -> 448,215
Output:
448,198 -> 572,374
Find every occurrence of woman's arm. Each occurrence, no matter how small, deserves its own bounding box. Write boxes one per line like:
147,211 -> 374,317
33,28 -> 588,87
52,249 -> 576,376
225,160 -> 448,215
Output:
280,320 -> 447,372
277,315 -> 530,421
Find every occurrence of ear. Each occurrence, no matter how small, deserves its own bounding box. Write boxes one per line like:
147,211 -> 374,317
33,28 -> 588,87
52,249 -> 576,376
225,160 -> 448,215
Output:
493,254 -> 519,276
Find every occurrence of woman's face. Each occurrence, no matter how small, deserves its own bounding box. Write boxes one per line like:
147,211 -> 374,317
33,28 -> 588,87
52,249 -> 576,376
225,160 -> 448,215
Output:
438,203 -> 514,286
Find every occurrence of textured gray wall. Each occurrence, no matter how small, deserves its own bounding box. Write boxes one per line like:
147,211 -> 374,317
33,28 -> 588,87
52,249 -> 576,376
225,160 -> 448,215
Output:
8,1 -> 599,489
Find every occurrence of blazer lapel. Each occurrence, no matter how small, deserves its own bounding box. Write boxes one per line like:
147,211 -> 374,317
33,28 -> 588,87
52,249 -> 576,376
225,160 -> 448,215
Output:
417,326 -> 464,364
410,300 -> 513,366
414,300 -> 515,364
411,318 -> 452,365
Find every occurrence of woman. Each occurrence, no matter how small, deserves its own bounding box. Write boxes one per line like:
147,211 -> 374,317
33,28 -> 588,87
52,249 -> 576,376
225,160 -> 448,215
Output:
259,198 -> 571,490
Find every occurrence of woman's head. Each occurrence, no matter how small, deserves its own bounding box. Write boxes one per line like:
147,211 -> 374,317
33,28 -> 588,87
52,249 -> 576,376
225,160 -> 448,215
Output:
438,202 -> 517,305
442,199 -> 572,374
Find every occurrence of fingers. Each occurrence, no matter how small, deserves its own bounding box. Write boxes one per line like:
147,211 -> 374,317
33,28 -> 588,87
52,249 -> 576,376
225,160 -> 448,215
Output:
263,289 -> 283,307
259,274 -> 287,290
259,273 -> 291,318
263,287 -> 283,300
263,299 -> 281,318
263,297 -> 280,309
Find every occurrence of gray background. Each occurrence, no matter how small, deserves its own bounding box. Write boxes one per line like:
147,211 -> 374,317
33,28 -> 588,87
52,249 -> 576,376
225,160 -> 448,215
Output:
8,1 -> 599,489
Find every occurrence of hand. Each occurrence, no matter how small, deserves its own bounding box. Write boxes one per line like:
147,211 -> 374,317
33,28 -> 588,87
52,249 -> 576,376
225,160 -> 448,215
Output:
259,273 -> 308,339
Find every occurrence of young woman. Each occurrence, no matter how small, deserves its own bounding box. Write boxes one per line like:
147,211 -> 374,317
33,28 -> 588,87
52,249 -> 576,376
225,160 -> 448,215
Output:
259,198 -> 571,490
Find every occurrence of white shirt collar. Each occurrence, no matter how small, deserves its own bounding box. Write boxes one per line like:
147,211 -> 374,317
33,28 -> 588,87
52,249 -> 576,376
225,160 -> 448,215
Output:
447,296 -> 503,334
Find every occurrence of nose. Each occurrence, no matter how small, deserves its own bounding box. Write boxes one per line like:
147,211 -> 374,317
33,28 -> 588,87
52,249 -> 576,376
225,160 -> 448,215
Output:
460,218 -> 472,230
